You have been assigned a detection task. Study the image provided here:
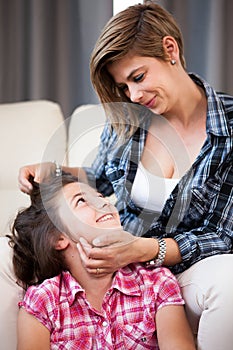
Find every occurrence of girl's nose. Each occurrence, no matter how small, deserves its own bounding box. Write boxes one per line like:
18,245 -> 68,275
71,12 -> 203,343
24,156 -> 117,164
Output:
88,194 -> 109,210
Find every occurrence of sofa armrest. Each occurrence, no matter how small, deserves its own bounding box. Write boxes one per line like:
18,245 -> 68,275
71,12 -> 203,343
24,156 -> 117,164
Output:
0,237 -> 24,350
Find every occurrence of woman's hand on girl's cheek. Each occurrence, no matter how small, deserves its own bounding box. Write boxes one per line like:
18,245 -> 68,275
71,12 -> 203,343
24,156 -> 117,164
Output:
77,238 -> 119,276
92,229 -> 135,247
77,233 -> 148,276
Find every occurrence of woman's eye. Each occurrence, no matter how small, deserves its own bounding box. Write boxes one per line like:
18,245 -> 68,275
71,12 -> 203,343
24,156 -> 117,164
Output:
119,84 -> 128,92
134,73 -> 144,83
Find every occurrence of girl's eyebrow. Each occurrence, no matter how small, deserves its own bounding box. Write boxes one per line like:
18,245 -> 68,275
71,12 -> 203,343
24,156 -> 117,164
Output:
70,189 -> 101,205
70,192 -> 83,204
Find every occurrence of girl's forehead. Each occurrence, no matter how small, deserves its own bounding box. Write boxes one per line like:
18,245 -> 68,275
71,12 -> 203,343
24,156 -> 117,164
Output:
62,182 -> 96,197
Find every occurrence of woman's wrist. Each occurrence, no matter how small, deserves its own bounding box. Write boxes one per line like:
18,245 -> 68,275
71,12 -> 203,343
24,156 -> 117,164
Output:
145,238 -> 167,267
134,237 -> 159,263
53,161 -> 62,177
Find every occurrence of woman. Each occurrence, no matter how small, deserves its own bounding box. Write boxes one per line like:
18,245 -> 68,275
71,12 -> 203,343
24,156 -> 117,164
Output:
18,3 -> 233,349
9,173 -> 195,350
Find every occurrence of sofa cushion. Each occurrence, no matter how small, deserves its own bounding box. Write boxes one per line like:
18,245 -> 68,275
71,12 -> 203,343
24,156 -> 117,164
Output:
0,100 -> 67,234
67,104 -> 105,167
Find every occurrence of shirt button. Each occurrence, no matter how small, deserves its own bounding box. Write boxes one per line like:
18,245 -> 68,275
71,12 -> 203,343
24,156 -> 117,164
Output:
102,321 -> 108,327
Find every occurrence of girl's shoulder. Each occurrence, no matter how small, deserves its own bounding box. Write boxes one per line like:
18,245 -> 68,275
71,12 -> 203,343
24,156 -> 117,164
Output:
24,274 -> 63,302
123,263 -> 179,286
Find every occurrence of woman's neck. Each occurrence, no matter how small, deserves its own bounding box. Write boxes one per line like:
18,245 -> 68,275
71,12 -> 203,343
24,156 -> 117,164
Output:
164,73 -> 207,128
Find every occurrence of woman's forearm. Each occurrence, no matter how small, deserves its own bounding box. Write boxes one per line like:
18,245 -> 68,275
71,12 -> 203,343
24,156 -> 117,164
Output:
135,237 -> 182,266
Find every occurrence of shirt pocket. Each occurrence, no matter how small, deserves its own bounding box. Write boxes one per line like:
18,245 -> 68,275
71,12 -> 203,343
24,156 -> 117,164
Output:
118,321 -> 158,349
189,179 -> 221,219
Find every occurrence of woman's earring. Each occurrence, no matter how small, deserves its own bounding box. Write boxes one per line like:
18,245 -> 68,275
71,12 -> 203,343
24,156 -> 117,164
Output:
171,59 -> 176,65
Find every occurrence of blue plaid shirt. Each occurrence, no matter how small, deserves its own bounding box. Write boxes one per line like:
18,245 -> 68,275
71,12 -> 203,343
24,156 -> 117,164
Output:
85,74 -> 233,273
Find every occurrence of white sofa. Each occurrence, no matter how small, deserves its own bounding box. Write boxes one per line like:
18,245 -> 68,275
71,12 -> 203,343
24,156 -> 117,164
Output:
0,100 -> 105,349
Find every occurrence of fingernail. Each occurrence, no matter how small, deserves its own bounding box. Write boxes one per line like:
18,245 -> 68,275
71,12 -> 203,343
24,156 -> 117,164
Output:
79,237 -> 88,245
92,238 -> 100,245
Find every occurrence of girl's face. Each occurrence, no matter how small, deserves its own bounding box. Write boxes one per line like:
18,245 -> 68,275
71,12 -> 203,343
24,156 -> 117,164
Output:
57,182 -> 121,242
107,54 -> 178,116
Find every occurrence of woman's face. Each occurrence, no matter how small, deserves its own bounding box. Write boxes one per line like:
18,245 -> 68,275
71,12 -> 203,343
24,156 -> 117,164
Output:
57,182 -> 121,242
107,54 -> 178,116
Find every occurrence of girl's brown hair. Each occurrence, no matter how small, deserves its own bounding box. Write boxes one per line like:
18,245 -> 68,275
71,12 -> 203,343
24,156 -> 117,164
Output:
8,173 -> 80,289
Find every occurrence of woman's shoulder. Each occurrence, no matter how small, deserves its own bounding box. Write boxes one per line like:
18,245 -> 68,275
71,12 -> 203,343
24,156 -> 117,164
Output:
217,92 -> 233,113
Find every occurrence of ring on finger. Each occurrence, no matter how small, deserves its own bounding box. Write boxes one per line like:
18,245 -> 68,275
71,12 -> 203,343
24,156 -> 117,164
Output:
96,268 -> 101,275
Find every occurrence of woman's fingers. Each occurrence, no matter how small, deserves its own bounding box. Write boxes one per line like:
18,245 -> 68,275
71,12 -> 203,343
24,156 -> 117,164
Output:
92,229 -> 135,247
77,241 -> 112,276
18,162 -> 56,193
18,167 -> 35,193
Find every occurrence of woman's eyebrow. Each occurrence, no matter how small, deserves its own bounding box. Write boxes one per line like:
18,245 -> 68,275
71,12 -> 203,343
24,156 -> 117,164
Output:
127,68 -> 139,80
115,68 -> 140,86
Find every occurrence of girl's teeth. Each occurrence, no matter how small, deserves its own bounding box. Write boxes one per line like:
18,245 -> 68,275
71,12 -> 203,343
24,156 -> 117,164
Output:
98,214 -> 112,222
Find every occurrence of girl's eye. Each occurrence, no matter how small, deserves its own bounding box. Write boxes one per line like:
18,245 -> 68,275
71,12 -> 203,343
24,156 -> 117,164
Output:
76,197 -> 85,206
134,73 -> 144,83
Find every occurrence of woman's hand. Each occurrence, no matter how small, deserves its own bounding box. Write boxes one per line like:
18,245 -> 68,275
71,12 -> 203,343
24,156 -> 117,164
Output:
18,162 -> 55,193
77,231 -> 158,277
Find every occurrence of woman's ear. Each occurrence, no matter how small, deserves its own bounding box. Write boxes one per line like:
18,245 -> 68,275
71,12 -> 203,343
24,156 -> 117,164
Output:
162,36 -> 179,60
55,234 -> 70,251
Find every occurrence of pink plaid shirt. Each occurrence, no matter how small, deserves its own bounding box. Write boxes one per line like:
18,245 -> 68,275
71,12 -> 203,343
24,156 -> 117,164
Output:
20,264 -> 184,349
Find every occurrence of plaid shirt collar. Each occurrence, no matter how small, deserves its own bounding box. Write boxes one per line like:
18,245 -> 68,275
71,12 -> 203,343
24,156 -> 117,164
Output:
61,267 -> 142,306
190,73 -> 230,137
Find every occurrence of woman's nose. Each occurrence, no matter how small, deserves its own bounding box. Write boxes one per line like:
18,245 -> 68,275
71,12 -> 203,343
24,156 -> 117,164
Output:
129,85 -> 143,103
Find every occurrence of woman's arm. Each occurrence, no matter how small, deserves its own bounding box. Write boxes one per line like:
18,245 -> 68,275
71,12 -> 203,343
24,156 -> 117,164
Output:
77,234 -> 182,276
156,305 -> 196,350
17,308 -> 50,350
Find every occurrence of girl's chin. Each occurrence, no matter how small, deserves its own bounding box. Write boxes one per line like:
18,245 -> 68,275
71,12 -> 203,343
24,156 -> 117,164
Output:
96,227 -> 122,233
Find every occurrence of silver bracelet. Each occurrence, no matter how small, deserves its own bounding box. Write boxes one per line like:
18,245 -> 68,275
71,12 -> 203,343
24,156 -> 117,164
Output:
145,238 -> 167,268
53,161 -> 62,177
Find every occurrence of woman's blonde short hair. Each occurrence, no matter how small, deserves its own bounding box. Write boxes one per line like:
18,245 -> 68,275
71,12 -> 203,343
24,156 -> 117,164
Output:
90,2 -> 186,139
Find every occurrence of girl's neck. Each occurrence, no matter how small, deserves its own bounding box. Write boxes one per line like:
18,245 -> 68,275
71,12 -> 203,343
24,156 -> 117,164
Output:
66,248 -> 114,311
73,267 -> 114,312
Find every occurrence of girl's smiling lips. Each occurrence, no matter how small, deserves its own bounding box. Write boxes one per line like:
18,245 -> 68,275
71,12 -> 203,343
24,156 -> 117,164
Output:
96,213 -> 114,223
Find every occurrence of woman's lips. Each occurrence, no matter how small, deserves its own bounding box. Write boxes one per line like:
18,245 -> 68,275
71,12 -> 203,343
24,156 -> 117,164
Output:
144,97 -> 156,109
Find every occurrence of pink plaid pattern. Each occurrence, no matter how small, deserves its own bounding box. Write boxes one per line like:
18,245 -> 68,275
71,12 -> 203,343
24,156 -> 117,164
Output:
20,265 -> 184,349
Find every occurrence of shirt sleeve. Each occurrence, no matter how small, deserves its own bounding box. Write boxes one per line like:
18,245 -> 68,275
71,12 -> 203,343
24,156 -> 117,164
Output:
153,267 -> 185,310
146,155 -> 233,274
19,284 -> 55,332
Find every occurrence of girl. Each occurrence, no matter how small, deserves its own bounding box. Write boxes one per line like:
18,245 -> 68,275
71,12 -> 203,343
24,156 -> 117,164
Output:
10,173 -> 195,350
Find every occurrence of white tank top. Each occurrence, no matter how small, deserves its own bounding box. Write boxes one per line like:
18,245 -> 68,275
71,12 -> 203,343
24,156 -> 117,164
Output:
131,161 -> 179,213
